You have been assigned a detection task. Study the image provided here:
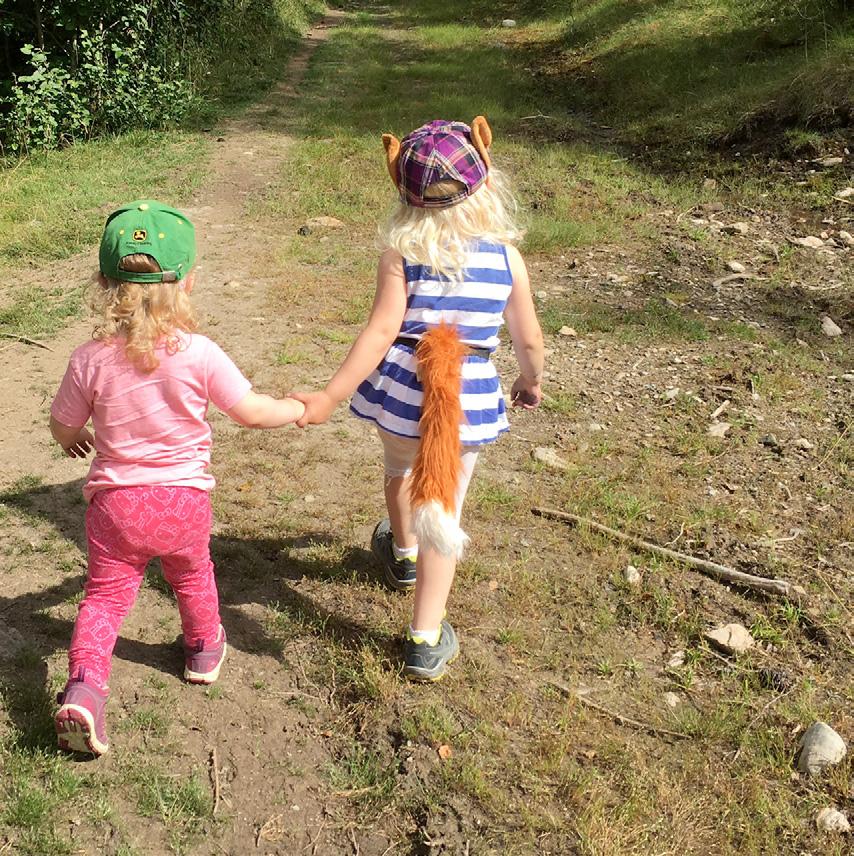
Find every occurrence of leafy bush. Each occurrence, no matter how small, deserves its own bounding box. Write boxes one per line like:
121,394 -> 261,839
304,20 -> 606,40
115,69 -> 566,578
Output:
0,0 -> 320,155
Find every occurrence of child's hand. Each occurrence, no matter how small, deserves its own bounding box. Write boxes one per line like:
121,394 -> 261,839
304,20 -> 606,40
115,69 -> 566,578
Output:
510,376 -> 542,410
291,391 -> 337,427
63,428 -> 94,458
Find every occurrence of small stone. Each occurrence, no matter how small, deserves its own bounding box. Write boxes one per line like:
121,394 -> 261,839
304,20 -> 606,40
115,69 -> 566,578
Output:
624,565 -> 641,585
815,156 -> 843,168
795,437 -> 814,451
663,692 -> 680,708
821,315 -> 843,337
843,373 -> 854,382
306,215 -> 345,229
760,434 -> 783,455
707,421 -> 731,438
664,387 -> 680,401
798,722 -> 847,775
837,230 -> 854,247
702,178 -> 717,191
703,623 -> 754,655
726,261 -> 746,273
532,447 -> 569,471
588,422 -> 604,432
535,290 -> 548,300
501,18 -> 517,27
721,222 -> 749,236
558,325 -> 577,337
667,650 -> 686,669
303,494 -> 316,503
816,807 -> 850,833
834,187 -> 854,199
790,235 -> 826,250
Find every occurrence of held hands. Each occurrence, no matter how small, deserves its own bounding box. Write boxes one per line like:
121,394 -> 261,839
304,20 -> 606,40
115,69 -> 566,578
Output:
510,376 -> 542,410
291,390 -> 337,428
63,428 -> 94,458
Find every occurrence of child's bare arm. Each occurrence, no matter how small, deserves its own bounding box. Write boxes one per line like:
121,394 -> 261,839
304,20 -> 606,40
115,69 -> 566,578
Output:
293,249 -> 407,426
49,415 -> 94,458
227,392 -> 305,429
503,245 -> 544,409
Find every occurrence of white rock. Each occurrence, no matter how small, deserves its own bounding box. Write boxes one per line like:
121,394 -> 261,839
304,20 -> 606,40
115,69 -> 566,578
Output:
588,422 -> 604,432
798,722 -> 847,775
821,315 -> 843,337
721,222 -> 749,236
815,156 -> 843,168
707,421 -> 731,438
667,650 -> 686,669
501,18 -> 517,27
834,187 -> 854,199
843,373 -> 854,382
702,178 -> 717,191
624,565 -> 641,585
663,692 -> 681,708
791,235 -> 826,250
532,447 -> 569,471
703,623 -> 754,655
535,290 -> 548,300
837,230 -> 854,247
664,387 -> 680,401
795,437 -> 814,450
816,807 -> 850,833
558,325 -> 577,337
726,261 -> 746,273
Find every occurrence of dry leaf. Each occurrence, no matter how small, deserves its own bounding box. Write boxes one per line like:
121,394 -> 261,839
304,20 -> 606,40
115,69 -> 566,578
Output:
437,744 -> 453,760
488,580 -> 499,591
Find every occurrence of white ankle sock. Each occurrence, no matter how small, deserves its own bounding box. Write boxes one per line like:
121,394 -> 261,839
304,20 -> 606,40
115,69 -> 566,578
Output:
409,625 -> 441,646
393,541 -> 418,562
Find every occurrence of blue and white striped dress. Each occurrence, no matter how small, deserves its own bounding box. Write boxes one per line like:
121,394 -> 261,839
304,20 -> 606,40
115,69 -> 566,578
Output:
350,239 -> 512,446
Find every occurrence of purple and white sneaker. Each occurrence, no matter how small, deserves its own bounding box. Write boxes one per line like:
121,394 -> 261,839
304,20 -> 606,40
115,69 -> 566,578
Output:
55,668 -> 109,756
184,624 -> 227,684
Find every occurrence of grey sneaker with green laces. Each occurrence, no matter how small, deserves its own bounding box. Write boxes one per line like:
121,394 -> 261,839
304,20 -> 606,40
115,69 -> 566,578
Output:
403,619 -> 460,682
371,519 -> 416,591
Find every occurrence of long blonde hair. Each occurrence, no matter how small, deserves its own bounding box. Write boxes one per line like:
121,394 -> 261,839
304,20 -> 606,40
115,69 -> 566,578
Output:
381,167 -> 523,282
91,254 -> 197,373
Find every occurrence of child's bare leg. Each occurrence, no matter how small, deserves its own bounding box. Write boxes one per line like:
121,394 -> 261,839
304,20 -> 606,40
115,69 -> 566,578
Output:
412,550 -> 456,629
409,447 -> 479,632
385,474 -> 416,549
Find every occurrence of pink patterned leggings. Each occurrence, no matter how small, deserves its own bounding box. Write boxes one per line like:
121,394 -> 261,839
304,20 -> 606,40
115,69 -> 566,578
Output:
69,486 -> 221,690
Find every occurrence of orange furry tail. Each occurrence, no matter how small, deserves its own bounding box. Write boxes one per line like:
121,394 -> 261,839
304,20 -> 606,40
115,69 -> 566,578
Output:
410,324 -> 470,557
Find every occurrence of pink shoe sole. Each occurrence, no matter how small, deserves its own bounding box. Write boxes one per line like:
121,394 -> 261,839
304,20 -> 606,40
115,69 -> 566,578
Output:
55,704 -> 109,756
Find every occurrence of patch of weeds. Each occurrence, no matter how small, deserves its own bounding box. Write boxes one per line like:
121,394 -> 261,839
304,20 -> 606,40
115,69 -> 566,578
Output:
275,347 -> 305,365
496,627 -> 524,647
205,685 -> 223,701
133,767 -> 211,850
326,742 -> 396,806
400,702 -> 458,745
542,390 -> 576,415
0,286 -> 85,339
471,481 -> 520,514
121,707 -> 169,739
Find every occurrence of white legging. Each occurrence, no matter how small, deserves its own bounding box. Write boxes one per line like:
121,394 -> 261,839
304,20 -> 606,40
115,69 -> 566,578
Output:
378,428 -> 479,524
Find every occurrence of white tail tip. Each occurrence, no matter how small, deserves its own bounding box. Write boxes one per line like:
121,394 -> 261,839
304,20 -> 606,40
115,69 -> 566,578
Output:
413,501 -> 468,559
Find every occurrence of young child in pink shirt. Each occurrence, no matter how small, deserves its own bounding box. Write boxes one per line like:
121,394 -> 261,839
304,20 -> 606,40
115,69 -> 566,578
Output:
50,200 -> 304,756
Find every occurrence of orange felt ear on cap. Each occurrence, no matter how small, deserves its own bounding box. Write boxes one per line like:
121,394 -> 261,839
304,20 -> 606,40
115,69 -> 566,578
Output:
382,133 -> 401,189
470,115 -> 492,170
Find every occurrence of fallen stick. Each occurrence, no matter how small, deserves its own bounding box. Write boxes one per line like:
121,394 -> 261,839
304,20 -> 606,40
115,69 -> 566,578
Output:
0,332 -> 54,351
547,681 -> 689,740
532,507 -> 799,599
209,747 -> 221,815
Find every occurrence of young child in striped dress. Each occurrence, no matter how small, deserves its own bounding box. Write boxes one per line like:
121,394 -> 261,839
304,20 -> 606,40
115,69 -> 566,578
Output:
294,118 -> 544,680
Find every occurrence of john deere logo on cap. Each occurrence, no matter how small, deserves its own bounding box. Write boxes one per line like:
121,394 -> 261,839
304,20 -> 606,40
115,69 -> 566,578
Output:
133,229 -> 147,242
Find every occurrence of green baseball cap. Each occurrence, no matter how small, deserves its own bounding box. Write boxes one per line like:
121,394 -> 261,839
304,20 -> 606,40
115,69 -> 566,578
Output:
99,200 -> 196,284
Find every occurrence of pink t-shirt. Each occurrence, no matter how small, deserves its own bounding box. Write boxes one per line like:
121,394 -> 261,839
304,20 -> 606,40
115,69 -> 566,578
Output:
51,334 -> 251,501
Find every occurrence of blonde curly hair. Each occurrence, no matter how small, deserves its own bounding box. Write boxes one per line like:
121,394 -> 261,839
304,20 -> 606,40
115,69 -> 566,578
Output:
381,167 -> 523,282
91,254 -> 197,373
